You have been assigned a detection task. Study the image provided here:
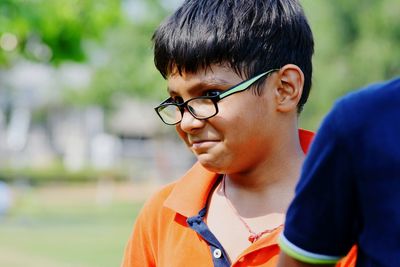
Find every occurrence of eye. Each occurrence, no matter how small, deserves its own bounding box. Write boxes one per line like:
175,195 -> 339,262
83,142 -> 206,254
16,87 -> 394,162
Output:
170,96 -> 183,104
204,90 -> 221,97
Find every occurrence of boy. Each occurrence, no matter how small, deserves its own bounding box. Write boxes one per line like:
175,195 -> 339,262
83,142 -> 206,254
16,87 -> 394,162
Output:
278,78 -> 400,267
122,0 -> 354,266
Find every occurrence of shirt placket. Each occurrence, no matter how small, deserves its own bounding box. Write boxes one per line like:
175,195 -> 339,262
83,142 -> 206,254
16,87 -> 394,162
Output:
187,207 -> 231,267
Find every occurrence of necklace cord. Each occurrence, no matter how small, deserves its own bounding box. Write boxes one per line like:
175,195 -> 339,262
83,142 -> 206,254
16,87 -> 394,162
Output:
221,175 -> 283,243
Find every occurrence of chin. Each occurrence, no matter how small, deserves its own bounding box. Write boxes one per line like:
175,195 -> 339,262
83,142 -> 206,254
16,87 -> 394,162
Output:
196,155 -> 224,173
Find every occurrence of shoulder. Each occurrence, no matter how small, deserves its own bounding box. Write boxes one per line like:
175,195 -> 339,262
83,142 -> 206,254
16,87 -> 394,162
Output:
130,181 -> 179,244
326,77 -> 400,137
122,182 -> 180,267
137,182 -> 177,220
335,77 -> 400,119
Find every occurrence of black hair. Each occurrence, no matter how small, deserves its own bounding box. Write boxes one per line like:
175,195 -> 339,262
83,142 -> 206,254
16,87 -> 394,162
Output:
153,0 -> 314,112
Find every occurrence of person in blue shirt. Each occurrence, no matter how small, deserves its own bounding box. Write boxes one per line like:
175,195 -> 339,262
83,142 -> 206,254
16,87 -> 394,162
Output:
278,77 -> 400,267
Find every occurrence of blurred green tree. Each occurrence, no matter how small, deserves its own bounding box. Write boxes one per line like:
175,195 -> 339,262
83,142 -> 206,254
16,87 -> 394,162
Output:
0,0 -> 122,66
64,0 -> 170,109
301,0 -> 400,129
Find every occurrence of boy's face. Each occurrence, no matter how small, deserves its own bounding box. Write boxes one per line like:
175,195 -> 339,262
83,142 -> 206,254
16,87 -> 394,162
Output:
166,64 -> 281,174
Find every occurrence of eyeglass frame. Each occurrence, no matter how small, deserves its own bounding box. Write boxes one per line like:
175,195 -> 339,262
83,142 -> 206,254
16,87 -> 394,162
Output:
154,68 -> 280,125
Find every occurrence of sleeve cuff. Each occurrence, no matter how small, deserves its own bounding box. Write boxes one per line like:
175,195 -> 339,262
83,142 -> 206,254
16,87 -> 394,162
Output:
278,233 -> 342,264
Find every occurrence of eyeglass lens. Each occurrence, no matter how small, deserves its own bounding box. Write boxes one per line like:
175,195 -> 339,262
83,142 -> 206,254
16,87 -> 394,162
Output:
158,98 -> 217,124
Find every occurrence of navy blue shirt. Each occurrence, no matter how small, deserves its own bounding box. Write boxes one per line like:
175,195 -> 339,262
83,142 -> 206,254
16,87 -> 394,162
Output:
280,78 -> 400,266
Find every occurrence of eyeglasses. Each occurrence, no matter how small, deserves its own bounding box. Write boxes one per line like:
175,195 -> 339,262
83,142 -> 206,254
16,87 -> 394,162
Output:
154,68 -> 279,125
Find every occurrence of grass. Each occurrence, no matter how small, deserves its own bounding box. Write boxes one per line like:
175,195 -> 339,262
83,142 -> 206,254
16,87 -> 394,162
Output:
0,183 -> 148,267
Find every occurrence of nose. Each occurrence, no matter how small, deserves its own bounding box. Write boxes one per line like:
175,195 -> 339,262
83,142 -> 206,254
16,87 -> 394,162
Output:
179,108 -> 205,133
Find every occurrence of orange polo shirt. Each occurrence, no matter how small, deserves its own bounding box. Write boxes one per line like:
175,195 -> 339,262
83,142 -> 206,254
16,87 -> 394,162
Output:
121,129 -> 357,267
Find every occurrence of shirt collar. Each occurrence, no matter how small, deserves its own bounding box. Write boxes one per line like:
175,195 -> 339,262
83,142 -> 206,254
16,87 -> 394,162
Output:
164,129 -> 314,218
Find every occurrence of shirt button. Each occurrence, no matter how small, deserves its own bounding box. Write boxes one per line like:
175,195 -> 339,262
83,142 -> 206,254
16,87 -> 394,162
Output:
213,249 -> 222,258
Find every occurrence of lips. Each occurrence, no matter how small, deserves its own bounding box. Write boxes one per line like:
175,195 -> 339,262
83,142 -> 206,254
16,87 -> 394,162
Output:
190,139 -> 220,151
190,138 -> 219,144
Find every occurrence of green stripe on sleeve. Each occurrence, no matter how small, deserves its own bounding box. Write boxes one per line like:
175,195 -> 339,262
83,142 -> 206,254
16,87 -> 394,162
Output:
278,234 -> 341,264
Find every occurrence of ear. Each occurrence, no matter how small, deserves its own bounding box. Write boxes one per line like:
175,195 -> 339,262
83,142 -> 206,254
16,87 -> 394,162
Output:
274,64 -> 304,113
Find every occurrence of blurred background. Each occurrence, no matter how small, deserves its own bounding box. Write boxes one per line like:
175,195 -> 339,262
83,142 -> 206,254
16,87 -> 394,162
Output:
0,0 -> 399,266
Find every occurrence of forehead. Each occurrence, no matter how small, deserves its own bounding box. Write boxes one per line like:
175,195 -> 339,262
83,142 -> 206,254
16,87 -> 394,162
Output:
167,65 -> 244,95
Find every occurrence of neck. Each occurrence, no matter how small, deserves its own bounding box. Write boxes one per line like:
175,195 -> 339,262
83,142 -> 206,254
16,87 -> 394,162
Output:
222,133 -> 305,214
227,138 -> 305,191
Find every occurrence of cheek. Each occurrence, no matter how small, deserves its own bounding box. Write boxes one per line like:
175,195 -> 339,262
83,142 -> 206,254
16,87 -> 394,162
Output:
219,103 -> 270,147
175,125 -> 190,145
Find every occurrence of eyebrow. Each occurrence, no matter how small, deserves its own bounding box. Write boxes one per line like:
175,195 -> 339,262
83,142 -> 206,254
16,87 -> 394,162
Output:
167,77 -> 233,95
